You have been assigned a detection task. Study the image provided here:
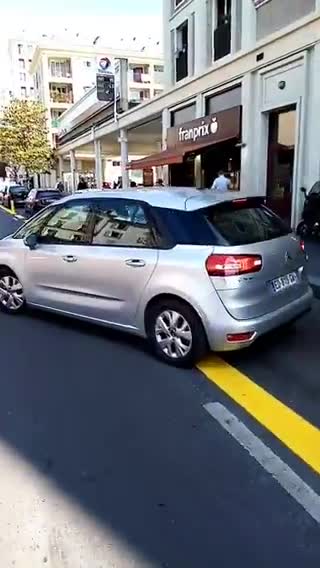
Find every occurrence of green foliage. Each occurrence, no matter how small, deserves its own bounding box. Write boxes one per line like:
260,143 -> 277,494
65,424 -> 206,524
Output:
0,99 -> 53,175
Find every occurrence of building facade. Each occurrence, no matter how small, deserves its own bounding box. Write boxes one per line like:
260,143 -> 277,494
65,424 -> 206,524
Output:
57,0 -> 320,227
8,39 -> 36,100
156,0 -> 320,227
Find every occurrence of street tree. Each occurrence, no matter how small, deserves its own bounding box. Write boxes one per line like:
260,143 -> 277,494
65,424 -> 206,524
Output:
0,99 -> 53,181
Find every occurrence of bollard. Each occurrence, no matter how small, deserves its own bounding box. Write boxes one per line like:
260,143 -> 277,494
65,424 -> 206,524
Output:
10,199 -> 15,215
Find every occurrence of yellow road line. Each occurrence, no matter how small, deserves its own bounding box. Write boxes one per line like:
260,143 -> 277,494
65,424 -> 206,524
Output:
0,205 -> 14,216
198,355 -> 320,475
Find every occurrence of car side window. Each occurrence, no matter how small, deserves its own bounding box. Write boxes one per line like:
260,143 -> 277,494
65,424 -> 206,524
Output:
13,206 -> 57,239
38,201 -> 93,245
92,199 -> 155,248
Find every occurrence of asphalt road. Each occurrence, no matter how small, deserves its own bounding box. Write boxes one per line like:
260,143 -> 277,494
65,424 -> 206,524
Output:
0,208 -> 319,567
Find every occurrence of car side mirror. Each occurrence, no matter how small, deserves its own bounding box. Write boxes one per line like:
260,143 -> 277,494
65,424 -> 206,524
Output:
300,187 -> 307,194
23,233 -> 38,250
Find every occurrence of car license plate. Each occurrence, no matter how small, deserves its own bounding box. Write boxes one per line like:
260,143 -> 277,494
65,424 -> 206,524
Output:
271,272 -> 298,293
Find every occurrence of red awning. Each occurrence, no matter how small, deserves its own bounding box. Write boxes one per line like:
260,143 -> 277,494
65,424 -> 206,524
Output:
128,136 -> 239,170
127,148 -> 184,170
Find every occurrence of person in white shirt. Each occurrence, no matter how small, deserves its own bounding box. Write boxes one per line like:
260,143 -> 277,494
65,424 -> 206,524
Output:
211,170 -> 231,192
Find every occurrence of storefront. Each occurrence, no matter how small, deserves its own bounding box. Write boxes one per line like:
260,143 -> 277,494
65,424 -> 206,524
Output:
167,105 -> 242,188
128,105 -> 242,189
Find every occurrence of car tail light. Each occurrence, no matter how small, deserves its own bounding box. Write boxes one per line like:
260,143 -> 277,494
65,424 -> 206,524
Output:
300,240 -> 305,252
206,254 -> 262,277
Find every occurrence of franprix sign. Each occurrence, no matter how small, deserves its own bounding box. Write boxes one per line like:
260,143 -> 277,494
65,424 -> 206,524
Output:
178,116 -> 218,143
167,106 -> 241,150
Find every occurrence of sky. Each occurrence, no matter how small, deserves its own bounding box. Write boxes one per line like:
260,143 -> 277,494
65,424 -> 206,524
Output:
0,0 -> 163,88
4,0 -> 162,19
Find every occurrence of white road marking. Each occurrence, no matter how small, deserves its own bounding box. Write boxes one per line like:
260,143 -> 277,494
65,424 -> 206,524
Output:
204,402 -> 320,524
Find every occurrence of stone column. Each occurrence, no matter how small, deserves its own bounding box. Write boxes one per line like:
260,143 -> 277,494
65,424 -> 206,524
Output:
241,0 -> 257,52
119,128 -> 129,189
94,139 -> 103,188
70,150 -> 76,194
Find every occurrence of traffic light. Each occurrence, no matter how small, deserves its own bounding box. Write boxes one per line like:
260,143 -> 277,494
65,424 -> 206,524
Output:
96,74 -> 115,102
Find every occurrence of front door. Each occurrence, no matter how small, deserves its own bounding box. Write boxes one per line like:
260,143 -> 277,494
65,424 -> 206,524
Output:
25,197 -> 158,329
25,199 -> 96,315
266,106 -> 297,225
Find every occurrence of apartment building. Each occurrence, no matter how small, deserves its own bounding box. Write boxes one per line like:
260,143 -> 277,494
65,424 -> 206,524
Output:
30,42 -> 164,149
8,39 -> 36,100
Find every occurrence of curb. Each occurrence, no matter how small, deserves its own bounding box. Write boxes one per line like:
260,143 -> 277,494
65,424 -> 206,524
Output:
0,205 -> 25,221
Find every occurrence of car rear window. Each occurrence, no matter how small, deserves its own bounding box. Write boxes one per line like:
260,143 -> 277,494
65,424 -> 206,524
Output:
203,201 -> 291,245
10,186 -> 26,193
37,191 -> 61,199
154,199 -> 291,248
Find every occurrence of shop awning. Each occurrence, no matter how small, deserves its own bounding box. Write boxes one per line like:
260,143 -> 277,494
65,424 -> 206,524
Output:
127,148 -> 184,170
128,135 -> 240,170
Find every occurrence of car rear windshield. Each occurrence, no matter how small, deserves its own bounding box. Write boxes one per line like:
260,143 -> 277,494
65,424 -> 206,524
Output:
203,200 -> 291,245
37,191 -> 60,199
10,186 -> 26,194
155,199 -> 291,247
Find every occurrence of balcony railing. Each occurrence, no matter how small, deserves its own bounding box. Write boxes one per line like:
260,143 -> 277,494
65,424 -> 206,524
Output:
50,92 -> 73,104
50,70 -> 72,79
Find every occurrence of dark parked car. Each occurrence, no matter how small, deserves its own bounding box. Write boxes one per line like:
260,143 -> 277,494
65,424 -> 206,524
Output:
24,189 -> 64,217
2,185 -> 29,208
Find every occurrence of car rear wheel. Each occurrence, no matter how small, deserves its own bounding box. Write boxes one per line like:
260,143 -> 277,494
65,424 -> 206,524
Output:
146,299 -> 208,367
0,270 -> 25,314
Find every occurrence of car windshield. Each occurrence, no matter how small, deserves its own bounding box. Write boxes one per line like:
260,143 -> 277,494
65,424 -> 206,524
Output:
203,199 -> 291,246
37,191 -> 61,199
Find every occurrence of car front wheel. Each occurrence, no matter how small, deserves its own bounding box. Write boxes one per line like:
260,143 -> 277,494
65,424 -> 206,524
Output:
0,270 -> 25,314
146,299 -> 208,367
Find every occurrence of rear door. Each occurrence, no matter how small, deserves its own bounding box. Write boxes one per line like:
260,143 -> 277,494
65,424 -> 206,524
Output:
204,200 -> 309,320
85,197 -> 158,328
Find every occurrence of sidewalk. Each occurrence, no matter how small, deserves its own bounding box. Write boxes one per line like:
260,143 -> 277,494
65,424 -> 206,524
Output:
306,240 -> 320,298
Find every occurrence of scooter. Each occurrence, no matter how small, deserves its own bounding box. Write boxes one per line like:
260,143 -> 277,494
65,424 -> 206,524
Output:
296,182 -> 320,238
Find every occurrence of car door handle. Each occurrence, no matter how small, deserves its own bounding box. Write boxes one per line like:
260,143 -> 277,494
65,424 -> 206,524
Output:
125,258 -> 146,267
62,255 -> 78,263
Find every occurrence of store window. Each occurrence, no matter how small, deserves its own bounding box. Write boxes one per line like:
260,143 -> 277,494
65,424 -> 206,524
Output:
206,86 -> 241,114
171,102 -> 196,126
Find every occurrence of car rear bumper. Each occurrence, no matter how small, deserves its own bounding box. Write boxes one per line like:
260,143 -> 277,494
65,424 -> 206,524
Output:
205,287 -> 313,352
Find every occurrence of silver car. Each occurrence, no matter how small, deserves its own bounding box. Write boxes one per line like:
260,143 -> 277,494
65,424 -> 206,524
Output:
0,188 -> 313,367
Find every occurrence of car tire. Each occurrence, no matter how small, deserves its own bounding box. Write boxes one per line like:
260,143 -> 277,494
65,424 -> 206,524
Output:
0,269 -> 25,315
146,298 -> 208,368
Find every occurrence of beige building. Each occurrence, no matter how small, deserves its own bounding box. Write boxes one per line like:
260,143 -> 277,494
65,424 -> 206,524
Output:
30,42 -> 164,150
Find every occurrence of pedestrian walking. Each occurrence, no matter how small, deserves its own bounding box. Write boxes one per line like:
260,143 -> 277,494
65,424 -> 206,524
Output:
211,170 -> 231,193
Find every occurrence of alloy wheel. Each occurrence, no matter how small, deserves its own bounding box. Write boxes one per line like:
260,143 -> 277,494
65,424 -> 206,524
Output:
0,275 -> 24,311
155,310 -> 193,359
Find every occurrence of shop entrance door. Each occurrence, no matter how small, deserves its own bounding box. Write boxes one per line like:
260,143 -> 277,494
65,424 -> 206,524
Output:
266,106 -> 297,225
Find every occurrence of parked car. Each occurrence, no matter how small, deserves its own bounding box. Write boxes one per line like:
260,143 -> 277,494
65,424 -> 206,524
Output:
0,189 -> 312,366
24,188 -> 64,217
2,185 -> 29,208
